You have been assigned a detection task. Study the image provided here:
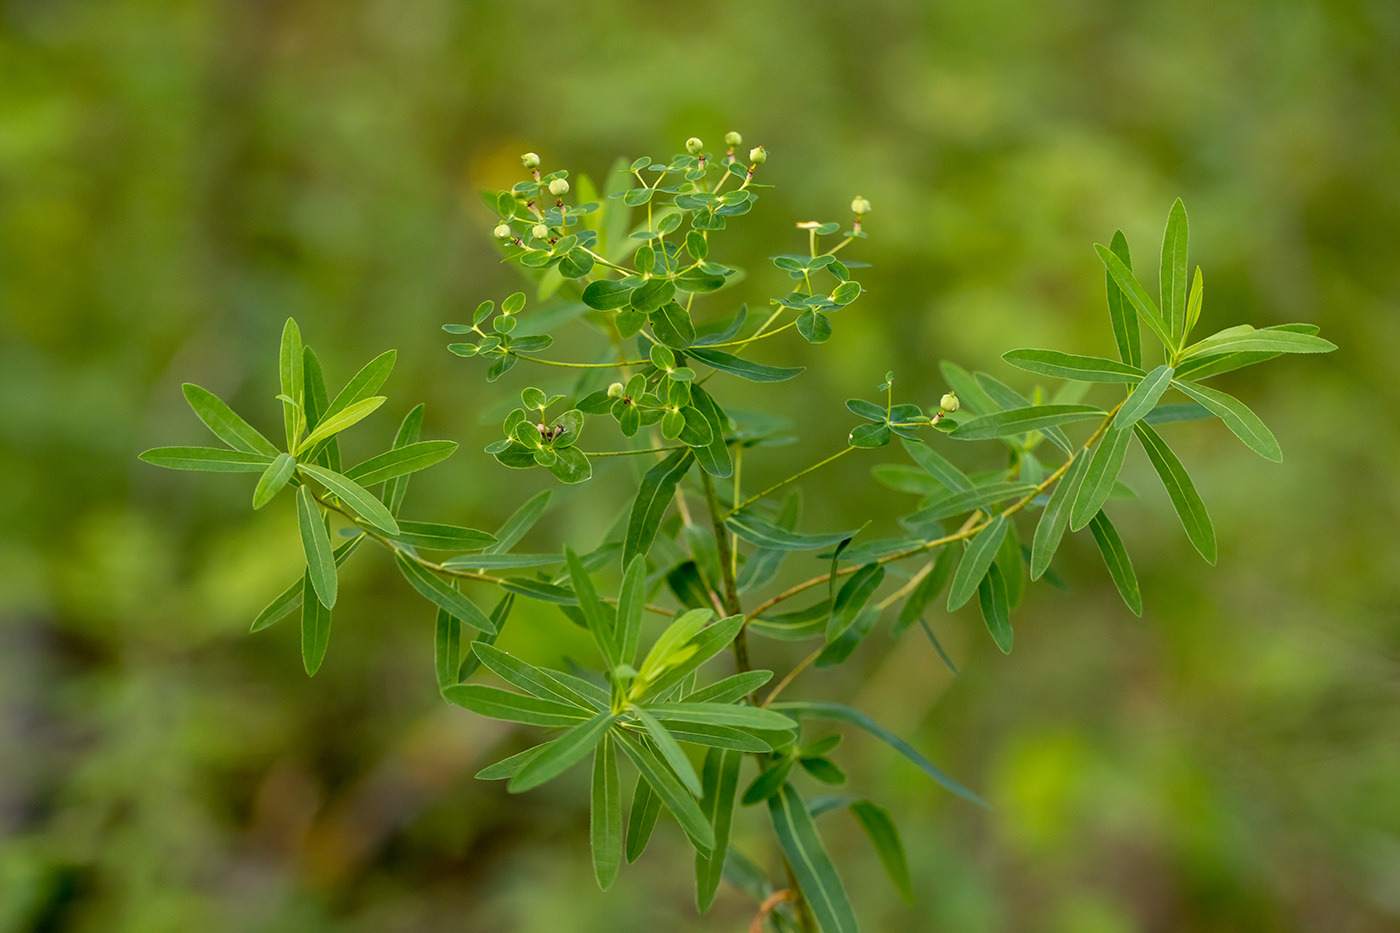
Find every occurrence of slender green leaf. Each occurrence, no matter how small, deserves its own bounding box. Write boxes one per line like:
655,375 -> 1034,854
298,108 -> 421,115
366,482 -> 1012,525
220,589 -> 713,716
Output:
1096,243 -> 1173,350
644,702 -> 798,733
1089,510 -> 1142,615
457,594 -> 514,682
1171,379 -> 1282,462
848,801 -> 913,902
617,554 -> 647,666
510,710 -> 615,792
251,536 -> 362,633
567,547 -> 617,667
974,372 -> 1075,455
344,440 -> 458,487
592,734 -> 623,890
695,748 -> 742,912
632,706 -> 702,796
634,613 -> 747,701
624,449 -> 693,565
441,553 -> 562,570
768,783 -> 858,933
1114,364 -> 1174,429
1030,450 -> 1090,581
296,462 -> 400,535
300,574 -> 332,675
1144,401 -> 1212,425
476,743 -> 546,780
498,577 -> 577,605
324,348 -> 396,421
387,521 -> 495,551
725,513 -> 858,552
625,775 -> 661,863
1180,324 -> 1337,360
816,604 -> 880,668
472,643 -> 601,710
441,684 -> 590,726
1161,198 -> 1189,343
687,386 -> 732,478
383,403 -> 423,516
615,731 -> 715,853
394,552 -> 496,632
1070,427 -> 1134,532
900,437 -> 971,491
687,347 -> 804,383
296,396 -> 385,454
978,564 -> 1013,653
1133,422 -> 1216,563
947,514 -> 1008,612
1185,266 -> 1205,336
279,318 -> 304,450
769,701 -> 986,806
686,670 -> 773,705
950,405 -> 1106,441
139,447 -> 272,472
825,562 -> 884,641
296,485 -> 337,609
252,453 -> 296,509
181,384 -> 280,456
302,348 -> 340,470
1001,349 -> 1146,384
1105,230 -> 1141,367
435,605 -> 463,692
666,723 -> 772,753
907,482 -> 1036,525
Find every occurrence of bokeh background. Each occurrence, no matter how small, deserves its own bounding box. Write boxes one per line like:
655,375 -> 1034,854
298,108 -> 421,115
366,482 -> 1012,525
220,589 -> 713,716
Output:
3,1 -> 1398,930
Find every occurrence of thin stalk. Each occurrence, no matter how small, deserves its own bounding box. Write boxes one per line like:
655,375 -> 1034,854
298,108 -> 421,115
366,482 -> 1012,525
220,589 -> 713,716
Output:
728,446 -> 853,516
698,469 -> 749,674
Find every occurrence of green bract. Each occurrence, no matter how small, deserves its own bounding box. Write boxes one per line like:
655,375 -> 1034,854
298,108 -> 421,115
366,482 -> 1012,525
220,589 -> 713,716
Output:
139,142 -> 1333,933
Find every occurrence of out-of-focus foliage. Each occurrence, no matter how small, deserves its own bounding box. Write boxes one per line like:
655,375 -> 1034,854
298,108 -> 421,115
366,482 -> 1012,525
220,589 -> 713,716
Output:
1,1 -> 1397,931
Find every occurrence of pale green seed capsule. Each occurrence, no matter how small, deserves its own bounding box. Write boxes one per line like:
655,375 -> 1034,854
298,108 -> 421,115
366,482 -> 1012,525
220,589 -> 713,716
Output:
851,196 -> 872,215
607,382 -> 625,398
749,146 -> 767,164
532,223 -> 549,240
940,392 -> 960,413
548,178 -> 569,196
725,131 -> 742,147
521,152 -> 541,169
686,137 -> 704,155
493,223 -> 512,238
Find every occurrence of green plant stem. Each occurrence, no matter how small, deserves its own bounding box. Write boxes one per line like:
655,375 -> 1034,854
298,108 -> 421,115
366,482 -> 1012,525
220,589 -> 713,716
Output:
584,446 -> 685,458
727,445 -> 854,516
513,354 -> 648,369
745,403 -> 1124,622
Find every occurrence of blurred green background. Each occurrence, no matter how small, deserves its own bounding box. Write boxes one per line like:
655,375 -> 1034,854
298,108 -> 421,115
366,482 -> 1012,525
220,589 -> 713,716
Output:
2,0 -> 1398,930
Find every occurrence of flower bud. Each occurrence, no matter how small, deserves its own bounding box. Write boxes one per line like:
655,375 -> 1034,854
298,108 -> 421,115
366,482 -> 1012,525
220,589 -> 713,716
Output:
725,131 -> 742,147
939,392 -> 960,413
548,178 -> 569,196
531,223 -> 549,240
493,223 -> 512,239
851,196 -> 872,215
521,152 -> 541,169
749,146 -> 767,164
685,137 -> 704,155
607,382 -> 625,398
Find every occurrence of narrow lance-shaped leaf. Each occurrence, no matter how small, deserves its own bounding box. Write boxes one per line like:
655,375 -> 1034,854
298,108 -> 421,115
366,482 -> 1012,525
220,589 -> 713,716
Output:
1161,198 -> 1190,344
1096,243 -> 1174,351
1184,265 -> 1204,337
324,348 -> 396,422
252,452 -> 296,510
615,732 -> 715,853
296,485 -> 337,609
1171,379 -> 1282,462
632,706 -> 702,796
978,564 -> 1013,654
1133,421 -> 1217,563
1070,427 -> 1134,532
947,514 -> 1008,612
435,605 -> 462,692
725,513 -> 859,552
1089,510 -> 1142,615
138,447 -> 272,472
567,547 -> 618,667
181,384 -> 280,456
686,347 -> 805,383
394,552 -> 496,633
344,440 -> 458,487
849,800 -> 914,902
1106,230 -> 1141,367
616,554 -> 647,666
388,521 -> 495,551
694,748 -> 742,912
485,488 -> 552,554
1179,324 -> 1337,360
441,684 -> 589,727
1030,450 -> 1091,581
1002,349 -> 1146,384
892,545 -> 958,638
624,449 -> 693,565
302,347 -> 340,470
509,710 -> 615,793
592,734 -> 623,891
1114,364 -> 1174,429
279,318 -> 304,450
625,776 -> 662,864
950,405 -> 1106,441
301,574 -> 332,676
471,643 -> 601,710
768,784 -> 858,933
297,462 -> 400,535
295,396 -> 385,455
901,437 -> 971,491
